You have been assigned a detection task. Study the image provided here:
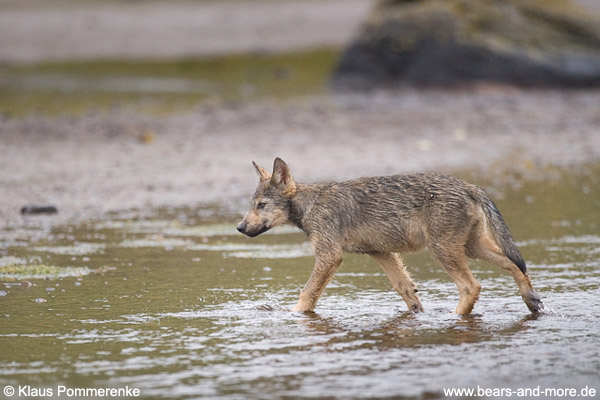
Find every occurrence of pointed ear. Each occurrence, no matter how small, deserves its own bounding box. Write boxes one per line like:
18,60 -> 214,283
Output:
271,157 -> 296,196
252,161 -> 271,182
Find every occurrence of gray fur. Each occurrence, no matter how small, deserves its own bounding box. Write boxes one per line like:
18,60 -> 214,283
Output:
238,158 -> 543,314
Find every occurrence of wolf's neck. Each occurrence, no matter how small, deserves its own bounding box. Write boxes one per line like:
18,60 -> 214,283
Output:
288,182 -> 327,233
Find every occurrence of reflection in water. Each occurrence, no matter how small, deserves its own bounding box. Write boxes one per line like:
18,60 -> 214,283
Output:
0,171 -> 599,399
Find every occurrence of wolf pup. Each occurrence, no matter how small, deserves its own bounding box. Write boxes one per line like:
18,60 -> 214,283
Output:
237,158 -> 543,315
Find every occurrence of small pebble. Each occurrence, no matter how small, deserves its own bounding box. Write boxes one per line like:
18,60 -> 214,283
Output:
34,298 -> 47,303
20,205 -> 58,215
139,131 -> 156,144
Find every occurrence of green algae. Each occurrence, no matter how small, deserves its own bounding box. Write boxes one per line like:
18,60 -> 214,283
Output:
0,48 -> 339,117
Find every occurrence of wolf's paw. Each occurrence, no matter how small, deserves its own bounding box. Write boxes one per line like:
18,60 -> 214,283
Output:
292,304 -> 314,313
524,291 -> 544,314
409,302 -> 425,313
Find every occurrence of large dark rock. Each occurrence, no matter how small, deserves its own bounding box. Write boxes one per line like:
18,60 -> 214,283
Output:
332,0 -> 600,88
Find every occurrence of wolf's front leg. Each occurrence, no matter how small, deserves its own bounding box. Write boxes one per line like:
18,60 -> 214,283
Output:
369,252 -> 425,313
293,251 -> 343,312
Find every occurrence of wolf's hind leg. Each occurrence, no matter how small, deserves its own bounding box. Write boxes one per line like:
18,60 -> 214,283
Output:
466,232 -> 543,313
430,244 -> 481,315
370,252 -> 424,313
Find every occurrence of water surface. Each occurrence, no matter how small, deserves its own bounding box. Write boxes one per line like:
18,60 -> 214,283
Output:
1,170 -> 599,399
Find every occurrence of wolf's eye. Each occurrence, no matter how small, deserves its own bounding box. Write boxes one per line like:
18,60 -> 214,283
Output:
257,202 -> 267,210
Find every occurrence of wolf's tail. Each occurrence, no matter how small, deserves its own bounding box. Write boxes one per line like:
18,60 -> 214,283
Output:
470,186 -> 527,275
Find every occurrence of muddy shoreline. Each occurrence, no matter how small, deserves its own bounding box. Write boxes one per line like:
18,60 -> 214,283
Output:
0,0 -> 374,63
2,88 -> 600,230
2,0 -> 600,231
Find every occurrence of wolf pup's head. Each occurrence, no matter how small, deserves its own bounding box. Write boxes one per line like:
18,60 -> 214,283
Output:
237,158 -> 297,237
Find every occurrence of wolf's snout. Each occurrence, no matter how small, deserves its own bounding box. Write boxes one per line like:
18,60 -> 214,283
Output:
237,222 -> 247,234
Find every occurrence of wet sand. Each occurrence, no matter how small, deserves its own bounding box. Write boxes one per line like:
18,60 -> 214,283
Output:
0,0 -> 374,63
1,0 -> 600,230
2,88 -> 600,229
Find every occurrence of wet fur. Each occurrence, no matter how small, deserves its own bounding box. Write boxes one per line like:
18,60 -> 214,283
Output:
238,158 -> 544,315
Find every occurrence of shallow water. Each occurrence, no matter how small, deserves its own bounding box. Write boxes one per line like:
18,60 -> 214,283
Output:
0,49 -> 337,117
1,171 -> 599,399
